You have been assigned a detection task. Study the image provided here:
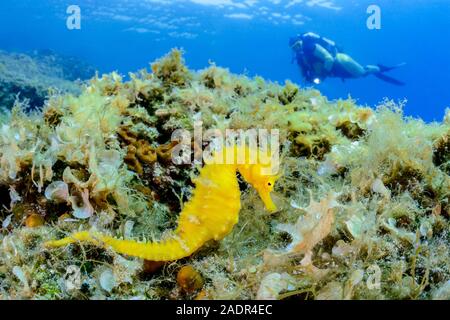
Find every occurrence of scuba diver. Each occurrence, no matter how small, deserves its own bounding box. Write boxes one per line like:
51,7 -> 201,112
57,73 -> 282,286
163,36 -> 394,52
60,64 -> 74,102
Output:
289,32 -> 405,86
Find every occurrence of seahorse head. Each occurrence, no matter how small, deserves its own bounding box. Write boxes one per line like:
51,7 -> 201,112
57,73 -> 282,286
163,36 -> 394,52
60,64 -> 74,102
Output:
211,145 -> 280,212
238,163 -> 279,213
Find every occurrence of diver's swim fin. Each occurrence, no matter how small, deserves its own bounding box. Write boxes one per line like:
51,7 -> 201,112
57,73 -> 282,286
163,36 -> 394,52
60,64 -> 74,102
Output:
377,63 -> 406,73
374,63 -> 406,85
374,73 -> 405,86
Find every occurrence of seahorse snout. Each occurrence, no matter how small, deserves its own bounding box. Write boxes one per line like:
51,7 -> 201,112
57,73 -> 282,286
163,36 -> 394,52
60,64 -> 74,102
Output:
258,189 -> 277,213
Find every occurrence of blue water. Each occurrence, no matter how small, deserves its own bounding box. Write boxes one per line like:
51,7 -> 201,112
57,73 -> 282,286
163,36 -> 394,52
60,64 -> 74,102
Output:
1,0 -> 449,122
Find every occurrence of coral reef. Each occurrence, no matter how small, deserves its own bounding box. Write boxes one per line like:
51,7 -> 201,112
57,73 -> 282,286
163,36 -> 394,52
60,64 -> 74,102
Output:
0,50 -> 449,300
0,50 -> 94,110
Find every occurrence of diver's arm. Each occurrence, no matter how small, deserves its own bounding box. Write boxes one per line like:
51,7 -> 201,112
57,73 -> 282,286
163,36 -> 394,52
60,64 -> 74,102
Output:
321,37 -> 338,56
313,44 -> 335,72
302,33 -> 338,56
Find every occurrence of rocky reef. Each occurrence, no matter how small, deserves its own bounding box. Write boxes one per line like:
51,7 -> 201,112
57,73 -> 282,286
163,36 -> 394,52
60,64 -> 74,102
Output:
0,50 -> 448,300
0,50 -> 94,110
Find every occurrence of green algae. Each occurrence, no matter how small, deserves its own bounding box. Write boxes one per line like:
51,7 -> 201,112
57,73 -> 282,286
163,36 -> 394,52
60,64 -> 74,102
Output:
0,50 -> 449,300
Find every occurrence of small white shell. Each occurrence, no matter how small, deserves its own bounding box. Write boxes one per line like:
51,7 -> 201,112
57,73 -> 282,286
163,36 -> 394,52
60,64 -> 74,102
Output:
71,189 -> 94,219
371,178 -> 391,199
12,266 -> 29,289
2,214 -> 13,229
123,220 -> 134,239
45,181 -> 69,203
9,187 -> 21,206
99,268 -> 116,293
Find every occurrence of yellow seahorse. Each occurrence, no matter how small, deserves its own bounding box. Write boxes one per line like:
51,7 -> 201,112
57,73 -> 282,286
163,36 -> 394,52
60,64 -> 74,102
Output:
44,146 -> 279,261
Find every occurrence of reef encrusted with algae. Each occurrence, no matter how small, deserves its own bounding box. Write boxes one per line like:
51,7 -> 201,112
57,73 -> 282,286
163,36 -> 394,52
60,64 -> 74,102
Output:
0,50 -> 94,111
0,49 -> 449,300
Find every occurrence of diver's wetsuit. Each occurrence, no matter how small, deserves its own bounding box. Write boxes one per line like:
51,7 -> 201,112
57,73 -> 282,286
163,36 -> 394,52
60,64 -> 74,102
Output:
290,32 -> 338,83
331,53 -> 406,86
290,32 -> 405,85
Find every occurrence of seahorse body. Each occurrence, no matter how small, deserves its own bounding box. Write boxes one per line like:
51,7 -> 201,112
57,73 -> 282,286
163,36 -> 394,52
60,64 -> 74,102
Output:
45,146 -> 278,261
